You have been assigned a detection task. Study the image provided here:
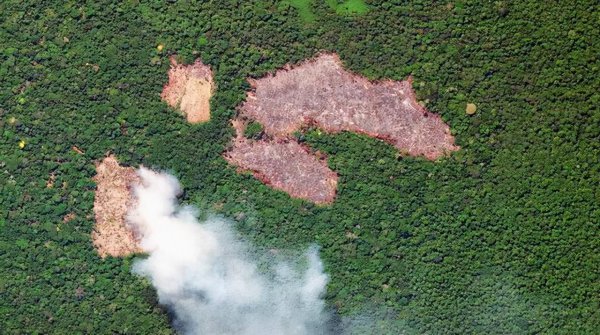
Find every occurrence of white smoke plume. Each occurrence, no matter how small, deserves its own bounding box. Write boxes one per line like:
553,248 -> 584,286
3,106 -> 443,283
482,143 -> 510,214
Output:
128,168 -> 330,335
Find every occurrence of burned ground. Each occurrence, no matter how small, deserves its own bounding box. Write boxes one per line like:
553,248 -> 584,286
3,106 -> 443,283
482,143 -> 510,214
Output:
161,57 -> 214,124
92,155 -> 141,258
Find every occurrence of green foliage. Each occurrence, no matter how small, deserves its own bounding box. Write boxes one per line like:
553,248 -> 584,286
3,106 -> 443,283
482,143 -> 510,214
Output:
244,121 -> 264,139
288,0 -> 317,23
326,0 -> 369,15
0,0 -> 598,334
285,0 -> 369,23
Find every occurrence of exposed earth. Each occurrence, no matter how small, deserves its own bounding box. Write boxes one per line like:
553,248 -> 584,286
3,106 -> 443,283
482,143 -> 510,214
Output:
161,56 -> 214,123
240,53 -> 458,159
225,121 -> 338,204
225,53 -> 458,204
92,155 -> 141,258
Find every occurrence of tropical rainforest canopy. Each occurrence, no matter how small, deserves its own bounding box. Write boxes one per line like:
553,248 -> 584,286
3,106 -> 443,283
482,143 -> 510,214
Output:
1,0 -> 598,334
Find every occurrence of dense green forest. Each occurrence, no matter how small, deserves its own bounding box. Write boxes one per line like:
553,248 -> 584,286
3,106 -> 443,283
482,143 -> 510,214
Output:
1,0 -> 598,334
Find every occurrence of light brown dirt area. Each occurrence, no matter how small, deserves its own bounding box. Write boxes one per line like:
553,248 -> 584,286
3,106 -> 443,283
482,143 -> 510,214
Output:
92,155 -> 142,258
225,53 -> 459,204
161,56 -> 214,123
240,53 -> 459,160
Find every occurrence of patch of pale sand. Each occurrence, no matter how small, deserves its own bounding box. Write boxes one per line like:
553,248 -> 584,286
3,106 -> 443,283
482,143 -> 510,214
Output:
161,56 -> 214,124
180,77 -> 213,123
92,155 -> 142,258
231,118 -> 248,139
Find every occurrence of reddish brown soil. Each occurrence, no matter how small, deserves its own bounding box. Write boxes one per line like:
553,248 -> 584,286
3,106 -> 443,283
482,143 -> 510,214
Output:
240,53 -> 458,160
92,155 -> 141,258
161,56 -> 214,123
225,138 -> 338,205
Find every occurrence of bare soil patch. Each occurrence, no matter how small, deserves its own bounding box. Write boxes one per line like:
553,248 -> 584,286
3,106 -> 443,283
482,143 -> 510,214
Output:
225,137 -> 338,205
240,53 -> 458,160
225,53 -> 459,204
92,155 -> 141,258
161,56 -> 214,124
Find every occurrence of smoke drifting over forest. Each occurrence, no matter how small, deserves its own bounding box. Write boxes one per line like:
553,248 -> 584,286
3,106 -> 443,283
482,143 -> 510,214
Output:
127,168 -> 330,335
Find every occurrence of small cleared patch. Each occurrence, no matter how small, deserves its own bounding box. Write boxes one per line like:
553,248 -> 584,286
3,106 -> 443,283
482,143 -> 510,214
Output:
225,137 -> 338,205
161,56 -> 214,123
92,155 -> 141,258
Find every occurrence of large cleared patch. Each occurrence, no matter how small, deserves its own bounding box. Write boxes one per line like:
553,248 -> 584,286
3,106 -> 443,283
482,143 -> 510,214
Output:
226,53 -> 459,204
241,53 -> 458,159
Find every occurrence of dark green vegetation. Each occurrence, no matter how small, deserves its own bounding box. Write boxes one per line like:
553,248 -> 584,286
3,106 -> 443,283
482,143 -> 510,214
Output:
1,1 -> 599,334
244,121 -> 264,140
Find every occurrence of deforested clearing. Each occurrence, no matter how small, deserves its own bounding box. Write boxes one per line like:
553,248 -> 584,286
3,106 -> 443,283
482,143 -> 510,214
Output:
225,138 -> 338,205
161,56 -> 214,124
240,53 -> 458,160
225,53 -> 460,204
92,155 -> 141,258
